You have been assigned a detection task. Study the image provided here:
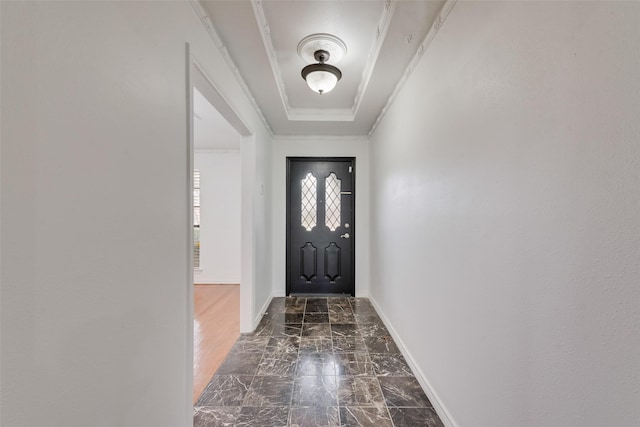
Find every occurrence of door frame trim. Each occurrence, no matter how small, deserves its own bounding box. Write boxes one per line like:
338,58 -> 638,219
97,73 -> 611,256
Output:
286,157 -> 356,296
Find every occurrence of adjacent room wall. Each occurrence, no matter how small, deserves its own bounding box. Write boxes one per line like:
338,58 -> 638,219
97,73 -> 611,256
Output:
271,136 -> 370,298
369,2 -> 640,427
194,150 -> 241,284
0,1 -> 272,426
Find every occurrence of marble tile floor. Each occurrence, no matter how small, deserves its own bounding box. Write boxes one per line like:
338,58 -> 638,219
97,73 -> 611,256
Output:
194,297 -> 444,427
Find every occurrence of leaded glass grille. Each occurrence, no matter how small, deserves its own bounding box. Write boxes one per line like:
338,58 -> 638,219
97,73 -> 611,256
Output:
325,172 -> 341,231
301,172 -> 317,231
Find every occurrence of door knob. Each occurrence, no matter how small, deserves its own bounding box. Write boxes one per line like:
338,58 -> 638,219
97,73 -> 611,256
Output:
340,233 -> 350,239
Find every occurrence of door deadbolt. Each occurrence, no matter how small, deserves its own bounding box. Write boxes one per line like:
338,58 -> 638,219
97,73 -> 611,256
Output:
340,233 -> 350,239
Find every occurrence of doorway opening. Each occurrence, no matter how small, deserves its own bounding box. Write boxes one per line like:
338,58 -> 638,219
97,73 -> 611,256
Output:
191,86 -> 242,402
188,57 -> 253,405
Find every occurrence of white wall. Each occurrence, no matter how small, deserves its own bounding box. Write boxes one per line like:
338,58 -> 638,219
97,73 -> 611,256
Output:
271,136 -> 370,298
0,1 -> 272,426
252,131 -> 274,326
369,2 -> 640,427
194,150 -> 241,284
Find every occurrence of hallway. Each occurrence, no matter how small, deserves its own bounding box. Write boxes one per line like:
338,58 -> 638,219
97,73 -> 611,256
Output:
4,2 -> 639,426
194,297 -> 443,427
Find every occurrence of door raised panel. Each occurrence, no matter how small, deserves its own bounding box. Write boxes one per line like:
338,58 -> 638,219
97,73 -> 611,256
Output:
300,242 -> 318,282
324,242 -> 341,282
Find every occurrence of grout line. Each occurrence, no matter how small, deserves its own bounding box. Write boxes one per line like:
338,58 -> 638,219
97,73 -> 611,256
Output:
328,297 -> 341,426
287,296 -> 305,423
355,297 -> 395,426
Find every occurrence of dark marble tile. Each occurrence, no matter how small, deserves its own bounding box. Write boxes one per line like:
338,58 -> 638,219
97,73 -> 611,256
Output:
388,407 -> 444,427
378,376 -> 431,408
332,336 -> 368,353
265,336 -> 300,354
350,298 -> 373,306
252,320 -> 274,337
301,323 -> 332,337
354,313 -> 384,324
296,352 -> 338,376
288,406 -> 340,427
351,309 -> 377,318
334,353 -> 374,376
350,299 -> 376,313
363,336 -> 399,353
339,406 -> 393,427
357,321 -> 389,337
267,313 -> 299,324
337,377 -> 385,407
230,335 -> 269,353
267,298 -> 286,311
244,376 -> 294,407
329,312 -> 356,324
299,337 -> 333,353
270,323 -> 303,338
200,297 -> 434,427
257,353 -> 298,376
196,375 -> 252,406
235,406 -> 289,427
284,306 -> 306,314
285,297 -> 307,307
304,313 -> 330,323
369,353 -> 413,377
305,299 -> 329,313
331,324 -> 360,338
281,313 -> 306,324
193,406 -> 240,427
216,352 -> 261,375
327,297 -> 351,304
327,303 -> 353,315
291,376 -> 338,406
350,307 -> 377,317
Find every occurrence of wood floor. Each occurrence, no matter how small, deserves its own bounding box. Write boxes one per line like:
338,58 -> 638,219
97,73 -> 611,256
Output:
193,284 -> 240,403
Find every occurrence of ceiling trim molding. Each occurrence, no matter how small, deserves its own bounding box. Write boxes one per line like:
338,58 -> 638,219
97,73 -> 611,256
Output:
252,0 -> 291,113
287,108 -> 355,122
273,135 -> 369,143
350,0 -> 397,117
287,107 -> 353,121
252,0 -> 396,122
195,148 -> 241,154
368,0 -> 457,137
190,0 -> 273,136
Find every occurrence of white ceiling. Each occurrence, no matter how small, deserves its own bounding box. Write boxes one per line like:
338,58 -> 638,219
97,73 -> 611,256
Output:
198,0 -> 446,136
193,87 -> 242,150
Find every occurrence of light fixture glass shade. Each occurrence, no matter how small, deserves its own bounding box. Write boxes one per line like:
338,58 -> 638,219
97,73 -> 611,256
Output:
305,70 -> 339,94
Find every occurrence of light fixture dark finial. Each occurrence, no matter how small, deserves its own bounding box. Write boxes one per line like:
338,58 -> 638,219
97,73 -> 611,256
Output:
314,50 -> 330,63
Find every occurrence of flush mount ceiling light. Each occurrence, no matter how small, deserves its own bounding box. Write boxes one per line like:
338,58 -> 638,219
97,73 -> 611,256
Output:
298,34 -> 346,95
301,50 -> 342,94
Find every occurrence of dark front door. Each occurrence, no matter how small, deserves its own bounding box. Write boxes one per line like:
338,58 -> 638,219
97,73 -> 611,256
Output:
287,158 -> 355,296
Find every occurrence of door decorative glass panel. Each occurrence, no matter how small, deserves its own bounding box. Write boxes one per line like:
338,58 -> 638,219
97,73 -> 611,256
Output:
325,172 -> 341,231
301,172 -> 317,231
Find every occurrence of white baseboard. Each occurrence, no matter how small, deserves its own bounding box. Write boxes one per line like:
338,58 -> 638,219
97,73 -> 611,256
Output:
252,291 -> 280,330
368,296 -> 458,427
253,293 -> 272,330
